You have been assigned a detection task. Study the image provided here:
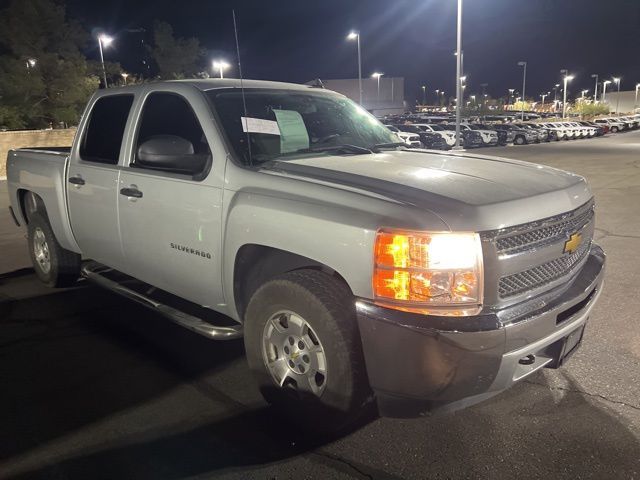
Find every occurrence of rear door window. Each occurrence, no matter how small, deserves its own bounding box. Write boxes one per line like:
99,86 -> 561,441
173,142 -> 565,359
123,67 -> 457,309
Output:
80,95 -> 134,164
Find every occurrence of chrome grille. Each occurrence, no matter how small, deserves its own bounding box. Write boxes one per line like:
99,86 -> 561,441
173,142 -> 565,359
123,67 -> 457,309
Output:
498,239 -> 592,298
495,200 -> 595,255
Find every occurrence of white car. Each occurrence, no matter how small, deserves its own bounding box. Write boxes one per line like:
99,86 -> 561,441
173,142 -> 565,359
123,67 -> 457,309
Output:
540,122 -> 572,140
594,118 -> 625,133
412,123 -> 457,147
567,122 -> 596,138
385,125 -> 422,147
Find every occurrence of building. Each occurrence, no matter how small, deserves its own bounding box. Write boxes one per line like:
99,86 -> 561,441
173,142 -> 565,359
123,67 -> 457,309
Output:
307,77 -> 406,116
601,90 -> 639,114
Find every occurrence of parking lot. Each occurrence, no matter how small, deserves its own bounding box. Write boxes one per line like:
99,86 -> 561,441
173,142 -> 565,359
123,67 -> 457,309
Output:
1,131 -> 639,479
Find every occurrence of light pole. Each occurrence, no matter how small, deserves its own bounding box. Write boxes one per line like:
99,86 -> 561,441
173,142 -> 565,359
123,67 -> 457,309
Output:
97,34 -> 113,88
602,80 -> 611,103
635,83 -> 640,111
613,77 -> 621,114
26,58 -> 36,71
454,0 -> 463,150
213,60 -> 230,78
121,72 -> 129,85
421,85 -> 426,105
561,70 -> 573,118
347,32 -> 362,105
591,74 -> 599,102
371,72 -> 383,103
508,88 -> 515,107
517,61 -> 527,120
541,93 -> 548,108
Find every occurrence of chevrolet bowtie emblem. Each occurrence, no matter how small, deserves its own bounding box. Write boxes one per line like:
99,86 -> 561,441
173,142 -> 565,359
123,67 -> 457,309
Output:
563,232 -> 582,255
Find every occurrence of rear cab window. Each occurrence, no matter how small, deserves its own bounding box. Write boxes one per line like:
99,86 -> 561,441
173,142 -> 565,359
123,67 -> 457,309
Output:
80,95 -> 134,164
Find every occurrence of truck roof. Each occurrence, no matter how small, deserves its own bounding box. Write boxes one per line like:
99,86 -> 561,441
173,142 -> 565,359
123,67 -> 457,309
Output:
150,78 -> 321,92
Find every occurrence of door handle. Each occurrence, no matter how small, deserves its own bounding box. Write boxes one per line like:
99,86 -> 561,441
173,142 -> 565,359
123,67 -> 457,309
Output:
68,176 -> 85,186
120,187 -> 143,198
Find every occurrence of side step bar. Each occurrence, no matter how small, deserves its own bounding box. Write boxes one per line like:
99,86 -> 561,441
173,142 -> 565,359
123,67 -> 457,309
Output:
80,263 -> 243,340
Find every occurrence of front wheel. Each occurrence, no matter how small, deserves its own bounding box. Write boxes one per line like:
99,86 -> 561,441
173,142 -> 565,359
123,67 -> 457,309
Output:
27,212 -> 81,287
514,135 -> 525,145
244,269 -> 372,434
611,126 -> 618,133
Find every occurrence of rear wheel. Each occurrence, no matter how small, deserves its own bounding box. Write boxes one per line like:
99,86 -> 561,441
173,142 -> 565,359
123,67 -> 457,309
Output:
611,126 -> 619,133
27,213 -> 81,287
244,269 -> 371,434
514,135 -> 525,145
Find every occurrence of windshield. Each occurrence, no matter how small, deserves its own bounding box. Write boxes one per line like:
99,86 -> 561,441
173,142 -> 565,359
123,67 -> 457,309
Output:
207,88 -> 398,164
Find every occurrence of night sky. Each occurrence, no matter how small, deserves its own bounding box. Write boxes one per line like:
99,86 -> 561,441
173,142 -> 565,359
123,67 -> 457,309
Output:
63,0 -> 640,103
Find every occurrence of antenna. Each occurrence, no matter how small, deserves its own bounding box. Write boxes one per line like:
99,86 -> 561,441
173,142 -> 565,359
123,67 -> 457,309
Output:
233,10 -> 252,166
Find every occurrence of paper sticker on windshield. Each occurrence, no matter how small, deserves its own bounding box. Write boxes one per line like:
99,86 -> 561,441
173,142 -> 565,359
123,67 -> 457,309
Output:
273,109 -> 309,153
241,117 -> 281,135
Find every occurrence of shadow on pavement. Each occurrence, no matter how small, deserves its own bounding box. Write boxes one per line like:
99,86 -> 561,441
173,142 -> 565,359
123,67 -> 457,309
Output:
1,273 -> 639,479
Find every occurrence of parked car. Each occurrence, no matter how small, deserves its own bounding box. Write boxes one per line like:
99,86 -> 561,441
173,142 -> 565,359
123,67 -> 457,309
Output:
617,116 -> 639,129
417,131 -> 450,150
539,122 -> 574,140
395,124 -> 452,150
492,124 -> 538,145
441,123 -> 484,148
515,124 -> 546,143
385,125 -> 422,148
6,79 -> 605,433
463,123 -> 499,146
411,123 -> 458,148
472,123 -> 514,145
579,121 -> 607,136
594,118 -> 626,133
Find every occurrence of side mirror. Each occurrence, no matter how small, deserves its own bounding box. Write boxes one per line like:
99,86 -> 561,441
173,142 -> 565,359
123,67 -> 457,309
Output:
136,135 -> 207,175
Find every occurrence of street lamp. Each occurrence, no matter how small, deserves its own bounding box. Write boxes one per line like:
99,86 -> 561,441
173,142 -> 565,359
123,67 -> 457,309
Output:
508,88 -> 515,106
454,0 -> 463,150
517,61 -> 527,120
635,83 -> 640,111
97,34 -> 113,88
121,72 -> 129,85
561,70 -> 574,118
421,85 -> 426,105
213,60 -> 230,78
347,31 -> 363,105
591,74 -> 599,102
602,80 -> 611,102
541,92 -> 548,108
371,72 -> 384,102
26,58 -> 36,70
613,77 -> 621,114
581,89 -> 588,101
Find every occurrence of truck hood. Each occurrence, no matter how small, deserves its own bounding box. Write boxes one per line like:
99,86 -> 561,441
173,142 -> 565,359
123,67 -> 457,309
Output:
262,150 -> 591,231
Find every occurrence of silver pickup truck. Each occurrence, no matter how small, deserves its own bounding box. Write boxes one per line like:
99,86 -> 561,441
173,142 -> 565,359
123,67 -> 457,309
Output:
6,79 -> 605,432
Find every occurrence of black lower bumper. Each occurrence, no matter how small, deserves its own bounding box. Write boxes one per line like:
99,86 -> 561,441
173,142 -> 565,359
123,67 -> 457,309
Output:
356,245 -> 606,417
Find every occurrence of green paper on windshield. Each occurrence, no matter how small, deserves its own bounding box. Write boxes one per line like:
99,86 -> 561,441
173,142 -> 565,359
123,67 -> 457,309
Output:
274,109 -> 309,153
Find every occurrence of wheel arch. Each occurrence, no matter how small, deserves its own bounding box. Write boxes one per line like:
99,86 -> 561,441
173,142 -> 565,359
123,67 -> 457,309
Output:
233,244 -> 353,322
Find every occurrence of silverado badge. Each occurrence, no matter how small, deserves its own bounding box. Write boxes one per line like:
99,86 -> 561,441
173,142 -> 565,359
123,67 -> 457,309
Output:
563,232 -> 582,255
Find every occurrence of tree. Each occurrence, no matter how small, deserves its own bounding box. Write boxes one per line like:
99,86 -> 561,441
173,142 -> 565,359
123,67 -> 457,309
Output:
148,21 -> 202,79
0,0 -> 98,129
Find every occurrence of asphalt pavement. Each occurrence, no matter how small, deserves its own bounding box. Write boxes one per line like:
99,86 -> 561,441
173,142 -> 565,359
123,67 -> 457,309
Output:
1,131 -> 639,479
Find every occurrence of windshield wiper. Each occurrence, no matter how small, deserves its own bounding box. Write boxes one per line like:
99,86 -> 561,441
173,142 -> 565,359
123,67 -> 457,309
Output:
300,144 -> 374,155
372,142 -> 407,151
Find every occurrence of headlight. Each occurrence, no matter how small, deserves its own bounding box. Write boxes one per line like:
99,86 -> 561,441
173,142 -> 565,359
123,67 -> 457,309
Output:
373,229 -> 484,316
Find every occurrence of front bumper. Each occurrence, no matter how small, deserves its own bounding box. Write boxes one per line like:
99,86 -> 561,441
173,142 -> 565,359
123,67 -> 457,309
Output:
356,245 -> 605,417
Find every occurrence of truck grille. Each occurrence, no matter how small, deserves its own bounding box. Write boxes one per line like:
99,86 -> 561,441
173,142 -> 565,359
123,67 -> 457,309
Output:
498,239 -> 591,298
496,200 -> 595,255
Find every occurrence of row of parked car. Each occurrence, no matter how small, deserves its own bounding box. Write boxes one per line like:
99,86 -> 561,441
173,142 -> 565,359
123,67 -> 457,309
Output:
383,114 -> 640,150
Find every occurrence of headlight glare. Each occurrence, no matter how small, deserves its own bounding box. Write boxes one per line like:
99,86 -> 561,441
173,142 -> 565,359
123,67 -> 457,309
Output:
373,230 -> 483,316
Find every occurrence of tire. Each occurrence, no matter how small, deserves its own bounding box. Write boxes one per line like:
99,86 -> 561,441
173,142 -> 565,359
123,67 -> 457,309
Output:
27,212 -> 81,287
514,135 -> 525,145
244,269 -> 371,434
611,126 -> 618,133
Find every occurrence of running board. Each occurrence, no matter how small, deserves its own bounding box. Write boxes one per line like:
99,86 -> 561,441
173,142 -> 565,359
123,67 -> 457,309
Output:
80,263 -> 243,340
